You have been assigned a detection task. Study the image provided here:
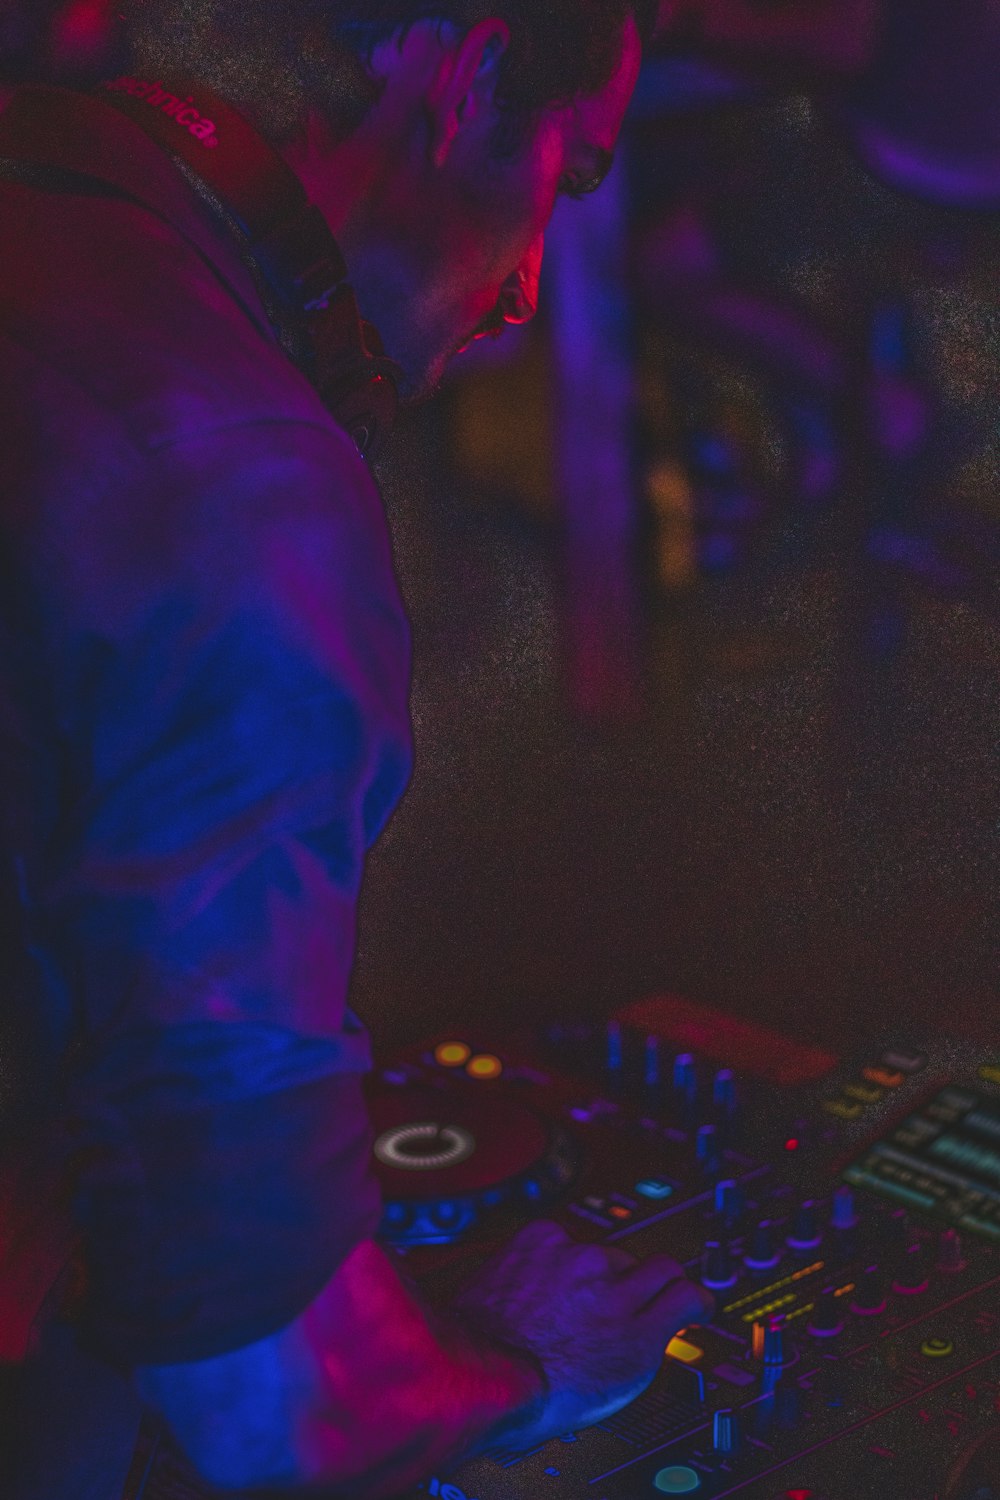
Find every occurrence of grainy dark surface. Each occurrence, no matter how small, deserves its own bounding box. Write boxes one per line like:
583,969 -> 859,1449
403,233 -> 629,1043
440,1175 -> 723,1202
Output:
354,411 -> 998,1063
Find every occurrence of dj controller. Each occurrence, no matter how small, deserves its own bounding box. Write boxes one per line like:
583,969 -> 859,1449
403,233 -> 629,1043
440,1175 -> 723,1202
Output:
129,996 -> 1000,1500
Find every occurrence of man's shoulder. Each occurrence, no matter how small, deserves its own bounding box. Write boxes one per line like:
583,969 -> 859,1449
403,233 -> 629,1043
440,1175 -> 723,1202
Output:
0,169 -> 338,455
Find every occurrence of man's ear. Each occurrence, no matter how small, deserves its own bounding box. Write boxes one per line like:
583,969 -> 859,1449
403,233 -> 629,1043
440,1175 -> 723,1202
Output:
428,17 -> 511,168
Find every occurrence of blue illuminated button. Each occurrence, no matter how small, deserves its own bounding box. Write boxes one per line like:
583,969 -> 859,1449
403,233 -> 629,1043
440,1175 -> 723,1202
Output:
653,1467 -> 701,1493
637,1178 -> 674,1200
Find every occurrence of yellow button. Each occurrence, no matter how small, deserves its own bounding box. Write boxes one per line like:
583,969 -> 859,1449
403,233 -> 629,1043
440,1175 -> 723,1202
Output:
435,1042 -> 472,1067
980,1065 -> 1000,1087
921,1337 -> 955,1359
844,1083 -> 883,1104
666,1335 -> 704,1364
823,1099 -> 864,1120
466,1054 -> 503,1080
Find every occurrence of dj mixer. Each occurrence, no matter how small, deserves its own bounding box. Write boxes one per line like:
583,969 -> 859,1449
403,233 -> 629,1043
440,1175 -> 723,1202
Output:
128,996 -> 1000,1500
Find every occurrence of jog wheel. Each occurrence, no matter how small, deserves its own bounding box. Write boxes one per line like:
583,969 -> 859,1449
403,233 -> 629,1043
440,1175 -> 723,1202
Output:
369,1083 -> 578,1246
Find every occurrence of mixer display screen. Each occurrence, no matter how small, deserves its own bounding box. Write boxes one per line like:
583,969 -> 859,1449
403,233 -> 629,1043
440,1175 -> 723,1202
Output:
845,1086 -> 1000,1240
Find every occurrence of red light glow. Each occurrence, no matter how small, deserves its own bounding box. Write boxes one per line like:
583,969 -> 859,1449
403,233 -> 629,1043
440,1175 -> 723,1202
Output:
784,1137 -> 800,1151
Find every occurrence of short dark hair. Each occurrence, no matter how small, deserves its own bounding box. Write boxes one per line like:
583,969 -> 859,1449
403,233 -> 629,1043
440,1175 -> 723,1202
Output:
122,0 -> 656,149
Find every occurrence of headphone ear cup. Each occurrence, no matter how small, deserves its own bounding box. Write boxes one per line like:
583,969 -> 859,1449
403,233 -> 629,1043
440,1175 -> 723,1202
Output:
308,287 -> 401,459
321,367 -> 399,461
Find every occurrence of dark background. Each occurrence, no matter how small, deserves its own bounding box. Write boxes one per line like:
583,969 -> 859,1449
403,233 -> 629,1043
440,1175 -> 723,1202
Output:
354,80 -> 999,1063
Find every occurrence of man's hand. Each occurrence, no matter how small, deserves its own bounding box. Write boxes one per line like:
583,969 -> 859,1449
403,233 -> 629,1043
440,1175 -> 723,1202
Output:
138,1230 -> 712,1495
454,1219 -> 715,1449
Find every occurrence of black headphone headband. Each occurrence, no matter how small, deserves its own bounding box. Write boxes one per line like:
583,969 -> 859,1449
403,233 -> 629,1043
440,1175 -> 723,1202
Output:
99,75 -> 400,460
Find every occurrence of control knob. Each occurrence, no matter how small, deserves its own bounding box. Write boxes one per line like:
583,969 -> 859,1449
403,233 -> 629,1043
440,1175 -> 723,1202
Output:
807,1291 -> 844,1338
605,1020 -> 625,1084
643,1033 -> 662,1090
702,1240 -> 738,1290
696,1123 -> 721,1175
714,1178 -> 744,1225
787,1201 -> 822,1251
938,1228 -> 967,1274
712,1069 -> 739,1133
673,1052 -> 698,1126
851,1267 -> 887,1315
712,1407 -> 741,1455
745,1221 -> 781,1271
893,1241 -> 931,1294
831,1185 -> 859,1232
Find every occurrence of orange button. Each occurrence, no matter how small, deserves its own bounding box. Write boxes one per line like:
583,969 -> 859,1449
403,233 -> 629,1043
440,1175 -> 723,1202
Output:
466,1054 -> 503,1080
863,1066 -> 905,1088
434,1042 -> 471,1067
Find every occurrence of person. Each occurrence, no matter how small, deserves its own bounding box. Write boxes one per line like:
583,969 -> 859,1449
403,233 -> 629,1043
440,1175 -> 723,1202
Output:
0,2 -> 714,1496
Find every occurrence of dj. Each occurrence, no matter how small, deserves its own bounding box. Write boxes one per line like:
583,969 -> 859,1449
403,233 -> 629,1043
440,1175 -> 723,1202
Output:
0,2 -> 713,1495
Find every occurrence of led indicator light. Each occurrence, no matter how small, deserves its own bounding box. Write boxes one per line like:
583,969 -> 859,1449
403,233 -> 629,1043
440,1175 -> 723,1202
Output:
785,1138 -> 800,1151
637,1178 -> 674,1200
434,1043 -> 471,1067
466,1054 -> 503,1080
653,1466 -> 701,1493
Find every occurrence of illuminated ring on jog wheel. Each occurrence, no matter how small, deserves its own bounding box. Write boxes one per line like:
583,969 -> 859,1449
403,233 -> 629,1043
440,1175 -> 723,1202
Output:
374,1122 -> 476,1172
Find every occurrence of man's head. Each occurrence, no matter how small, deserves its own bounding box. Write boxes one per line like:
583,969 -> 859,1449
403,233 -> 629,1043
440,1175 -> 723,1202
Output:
123,1 -> 653,398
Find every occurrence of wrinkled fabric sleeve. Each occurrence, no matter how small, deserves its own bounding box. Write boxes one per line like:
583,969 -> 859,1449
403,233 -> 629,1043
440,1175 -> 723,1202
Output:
40,421 -> 412,1367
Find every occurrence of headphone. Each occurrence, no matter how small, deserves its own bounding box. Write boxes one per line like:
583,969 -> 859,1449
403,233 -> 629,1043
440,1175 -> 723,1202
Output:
100,76 -> 401,460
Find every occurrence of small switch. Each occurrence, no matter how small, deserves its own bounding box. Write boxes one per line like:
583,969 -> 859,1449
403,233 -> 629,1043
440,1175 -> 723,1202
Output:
636,1178 -> 674,1200
882,1048 -> 927,1074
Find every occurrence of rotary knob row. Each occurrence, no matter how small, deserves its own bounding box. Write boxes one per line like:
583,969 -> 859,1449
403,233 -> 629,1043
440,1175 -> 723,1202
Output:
603,1028 -> 740,1129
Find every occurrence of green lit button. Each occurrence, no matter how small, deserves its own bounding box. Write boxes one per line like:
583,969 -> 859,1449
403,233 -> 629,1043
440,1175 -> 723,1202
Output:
654,1466 -> 701,1493
921,1336 -> 955,1359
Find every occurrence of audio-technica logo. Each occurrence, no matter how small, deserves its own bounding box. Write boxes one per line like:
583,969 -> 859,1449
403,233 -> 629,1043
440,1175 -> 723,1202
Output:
421,1482 -> 479,1500
103,77 -> 219,148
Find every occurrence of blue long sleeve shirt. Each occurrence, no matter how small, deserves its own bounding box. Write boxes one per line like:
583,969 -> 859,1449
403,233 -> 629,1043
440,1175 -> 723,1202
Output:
0,84 -> 413,1372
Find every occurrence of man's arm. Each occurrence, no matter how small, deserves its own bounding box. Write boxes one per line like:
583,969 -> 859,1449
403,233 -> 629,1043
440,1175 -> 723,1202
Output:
137,1228 -> 712,1497
45,420 -> 709,1492
136,1239 -> 545,1496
